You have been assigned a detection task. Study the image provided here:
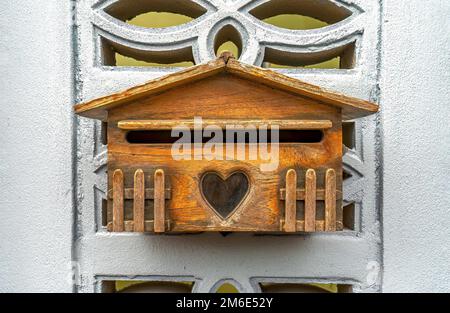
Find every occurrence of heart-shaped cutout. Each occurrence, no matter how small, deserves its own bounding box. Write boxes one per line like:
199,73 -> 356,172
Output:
201,172 -> 249,219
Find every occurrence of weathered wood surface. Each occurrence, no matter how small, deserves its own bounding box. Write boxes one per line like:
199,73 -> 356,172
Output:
74,53 -> 378,121
133,169 -> 145,232
304,169 -> 317,232
279,189 -> 342,200
118,119 -> 333,130
284,169 -> 297,232
112,169 -> 124,232
325,169 -> 337,231
154,169 -> 166,233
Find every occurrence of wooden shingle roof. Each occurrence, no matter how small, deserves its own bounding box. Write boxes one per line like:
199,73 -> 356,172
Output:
74,52 -> 378,121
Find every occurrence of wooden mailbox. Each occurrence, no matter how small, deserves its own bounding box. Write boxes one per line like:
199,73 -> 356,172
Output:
74,53 -> 378,233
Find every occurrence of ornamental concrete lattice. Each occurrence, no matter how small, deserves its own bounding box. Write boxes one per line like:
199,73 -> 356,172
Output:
90,0 -> 364,66
73,0 -> 383,292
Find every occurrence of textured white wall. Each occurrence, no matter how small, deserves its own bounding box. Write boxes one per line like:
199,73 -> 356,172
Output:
380,0 -> 450,292
0,1 -> 74,292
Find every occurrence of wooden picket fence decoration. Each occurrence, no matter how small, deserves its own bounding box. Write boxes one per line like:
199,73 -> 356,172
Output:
107,167 -> 340,233
280,168 -> 341,232
107,169 -> 171,233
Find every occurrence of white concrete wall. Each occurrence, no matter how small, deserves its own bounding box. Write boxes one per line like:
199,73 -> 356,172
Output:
0,1 -> 74,292
380,0 -> 450,292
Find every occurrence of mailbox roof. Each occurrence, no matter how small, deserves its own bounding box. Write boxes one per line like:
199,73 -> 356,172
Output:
74,52 -> 378,121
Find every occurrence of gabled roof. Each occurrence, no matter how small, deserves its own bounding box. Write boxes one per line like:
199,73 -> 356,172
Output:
74,52 -> 378,121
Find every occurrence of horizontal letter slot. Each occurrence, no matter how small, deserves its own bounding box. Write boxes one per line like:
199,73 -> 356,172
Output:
126,129 -> 324,144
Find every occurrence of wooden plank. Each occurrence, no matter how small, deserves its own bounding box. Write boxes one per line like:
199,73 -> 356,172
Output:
133,169 -> 145,232
111,219 -> 344,233
154,169 -> 166,233
112,169 -> 124,232
74,58 -> 227,121
279,189 -> 342,200
108,188 -> 171,200
280,220 -> 343,232
304,169 -> 317,232
107,220 -> 171,233
325,169 -> 337,231
118,119 -> 332,130
225,58 -> 378,120
284,169 -> 297,232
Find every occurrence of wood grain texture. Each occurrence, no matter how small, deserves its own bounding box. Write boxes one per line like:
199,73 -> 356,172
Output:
107,220 -> 171,233
104,74 -> 344,232
325,169 -> 337,231
118,119 -> 332,130
74,55 -> 378,121
107,74 -> 341,124
133,169 -> 145,232
201,171 -> 249,220
304,169 -> 317,232
73,54 -> 357,233
112,169 -> 124,232
74,57 -> 227,121
284,169 -> 297,233
108,188 -> 171,200
279,188 -> 342,200
154,169 -> 166,233
225,58 -> 378,120
280,219 -> 343,232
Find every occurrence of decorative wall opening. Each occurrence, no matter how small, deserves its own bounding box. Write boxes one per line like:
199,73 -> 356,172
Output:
104,0 -> 207,23
214,25 -> 243,58
343,202 -> 356,230
114,54 -> 195,67
101,198 -> 108,227
102,37 -> 195,67
263,42 -> 356,69
259,282 -> 353,293
263,14 -> 328,30
216,283 -> 240,293
124,12 -> 194,29
101,122 -> 108,145
265,56 -> 340,69
114,12 -> 196,67
96,0 -> 359,69
342,121 -> 356,149
101,0 -> 206,67
216,41 -> 240,59
249,0 -> 353,25
102,280 -> 194,293
250,0 -> 357,69
343,169 -> 352,181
